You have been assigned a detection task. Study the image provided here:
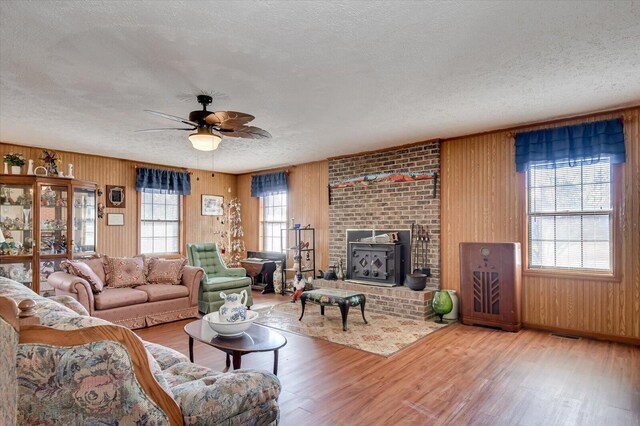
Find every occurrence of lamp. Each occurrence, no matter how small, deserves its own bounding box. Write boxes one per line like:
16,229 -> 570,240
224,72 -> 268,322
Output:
0,231 -> 5,244
189,127 -> 222,151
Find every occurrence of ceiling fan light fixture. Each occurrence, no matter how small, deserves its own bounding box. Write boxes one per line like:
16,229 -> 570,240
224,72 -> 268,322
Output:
189,127 -> 222,151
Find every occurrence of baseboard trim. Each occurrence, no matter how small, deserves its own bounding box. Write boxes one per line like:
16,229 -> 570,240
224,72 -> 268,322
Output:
523,322 -> 640,346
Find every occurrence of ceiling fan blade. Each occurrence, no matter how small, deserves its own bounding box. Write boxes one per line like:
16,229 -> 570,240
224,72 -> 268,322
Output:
135,127 -> 196,133
205,111 -> 255,129
220,126 -> 271,139
144,110 -> 198,126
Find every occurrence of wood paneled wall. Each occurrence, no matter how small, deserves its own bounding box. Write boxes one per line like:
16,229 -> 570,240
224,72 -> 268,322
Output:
238,160 -> 329,271
6,105 -> 637,343
441,107 -> 640,343
0,142 -> 237,257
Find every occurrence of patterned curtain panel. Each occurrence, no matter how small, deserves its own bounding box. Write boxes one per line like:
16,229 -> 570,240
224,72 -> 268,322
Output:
251,171 -> 288,197
515,118 -> 625,172
135,167 -> 191,195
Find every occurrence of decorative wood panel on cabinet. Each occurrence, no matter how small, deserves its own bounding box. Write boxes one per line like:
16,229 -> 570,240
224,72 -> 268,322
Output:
459,242 -> 521,332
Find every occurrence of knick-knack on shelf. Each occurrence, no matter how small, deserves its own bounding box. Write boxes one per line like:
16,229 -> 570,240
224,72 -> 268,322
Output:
337,257 -> 345,280
27,159 -> 34,175
67,163 -> 74,178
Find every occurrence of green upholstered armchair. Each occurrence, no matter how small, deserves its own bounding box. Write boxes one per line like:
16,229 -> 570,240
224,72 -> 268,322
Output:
186,243 -> 253,314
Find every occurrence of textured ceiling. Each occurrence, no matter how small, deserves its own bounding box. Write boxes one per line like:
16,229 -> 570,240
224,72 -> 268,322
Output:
1,1 -> 639,173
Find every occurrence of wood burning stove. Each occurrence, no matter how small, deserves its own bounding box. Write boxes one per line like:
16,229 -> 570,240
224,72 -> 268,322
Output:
348,242 -> 403,286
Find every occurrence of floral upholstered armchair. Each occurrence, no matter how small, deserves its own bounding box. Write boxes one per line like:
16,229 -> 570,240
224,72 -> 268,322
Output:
0,294 -> 181,425
0,278 -> 281,425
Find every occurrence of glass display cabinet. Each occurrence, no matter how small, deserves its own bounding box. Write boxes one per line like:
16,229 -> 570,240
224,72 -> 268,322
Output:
0,182 -> 35,290
0,175 -> 97,295
72,186 -> 97,256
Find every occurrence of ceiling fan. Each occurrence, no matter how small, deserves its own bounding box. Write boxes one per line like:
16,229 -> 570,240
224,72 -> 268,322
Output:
136,95 -> 271,151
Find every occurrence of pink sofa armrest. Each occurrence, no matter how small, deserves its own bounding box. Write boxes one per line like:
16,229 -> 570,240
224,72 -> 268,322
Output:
48,271 -> 95,315
181,266 -> 204,307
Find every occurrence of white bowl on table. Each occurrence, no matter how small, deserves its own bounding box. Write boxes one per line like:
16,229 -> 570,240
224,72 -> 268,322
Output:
203,310 -> 259,337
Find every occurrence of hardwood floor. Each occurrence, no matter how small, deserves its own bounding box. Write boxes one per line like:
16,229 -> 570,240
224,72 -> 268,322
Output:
135,293 -> 640,426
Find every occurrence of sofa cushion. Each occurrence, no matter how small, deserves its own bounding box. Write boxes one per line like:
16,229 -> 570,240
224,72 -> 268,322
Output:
165,362 -> 281,425
105,256 -> 146,288
61,260 -> 105,293
144,341 -> 190,370
62,256 -> 107,284
94,288 -> 148,310
146,258 -> 187,285
203,276 -> 251,292
187,243 -> 221,277
136,284 -> 189,302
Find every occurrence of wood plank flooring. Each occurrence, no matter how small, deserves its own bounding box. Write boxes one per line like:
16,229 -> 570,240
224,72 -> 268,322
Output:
135,293 -> 640,426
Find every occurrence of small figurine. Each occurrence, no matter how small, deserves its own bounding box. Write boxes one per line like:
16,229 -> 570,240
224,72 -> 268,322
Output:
337,258 -> 345,281
291,274 -> 305,303
273,262 -> 283,294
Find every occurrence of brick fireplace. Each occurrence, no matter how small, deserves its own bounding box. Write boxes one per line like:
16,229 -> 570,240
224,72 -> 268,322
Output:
328,140 -> 441,289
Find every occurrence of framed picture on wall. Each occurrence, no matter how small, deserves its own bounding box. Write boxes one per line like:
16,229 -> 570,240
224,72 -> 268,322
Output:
202,195 -> 224,216
106,185 -> 126,208
107,213 -> 125,226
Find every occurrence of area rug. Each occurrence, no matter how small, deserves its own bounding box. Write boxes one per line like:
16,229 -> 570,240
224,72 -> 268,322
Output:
254,302 -> 450,357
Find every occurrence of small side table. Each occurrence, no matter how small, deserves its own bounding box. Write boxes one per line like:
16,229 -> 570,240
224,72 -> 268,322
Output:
184,320 -> 287,375
240,259 -> 277,294
299,289 -> 368,331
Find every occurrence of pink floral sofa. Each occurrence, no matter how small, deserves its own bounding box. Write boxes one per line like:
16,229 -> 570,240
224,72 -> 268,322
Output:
0,278 -> 281,425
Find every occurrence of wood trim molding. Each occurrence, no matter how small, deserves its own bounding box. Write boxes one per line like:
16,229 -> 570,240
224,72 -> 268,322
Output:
327,138 -> 442,160
0,142 -> 190,174
523,322 -> 640,346
441,104 -> 639,144
137,192 -> 142,255
19,324 -> 184,425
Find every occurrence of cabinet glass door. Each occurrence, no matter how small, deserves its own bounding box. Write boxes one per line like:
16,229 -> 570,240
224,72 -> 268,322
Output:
0,260 -> 34,289
73,187 -> 96,255
39,258 -> 65,297
0,183 -> 34,256
39,185 -> 68,255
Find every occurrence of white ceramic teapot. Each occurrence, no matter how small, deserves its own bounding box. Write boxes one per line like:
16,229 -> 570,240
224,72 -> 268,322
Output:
219,290 -> 248,323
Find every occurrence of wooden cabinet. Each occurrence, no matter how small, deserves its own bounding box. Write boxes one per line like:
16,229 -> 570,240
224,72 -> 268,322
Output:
0,175 -> 97,295
459,242 -> 522,332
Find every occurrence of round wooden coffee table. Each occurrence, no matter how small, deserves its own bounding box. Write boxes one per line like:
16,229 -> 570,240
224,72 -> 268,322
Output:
184,320 -> 287,375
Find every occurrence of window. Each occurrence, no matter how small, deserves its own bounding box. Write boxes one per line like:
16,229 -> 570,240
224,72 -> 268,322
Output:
140,190 -> 182,255
259,192 -> 287,252
527,157 -> 612,272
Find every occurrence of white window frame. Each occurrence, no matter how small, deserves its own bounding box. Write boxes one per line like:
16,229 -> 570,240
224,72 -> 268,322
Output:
139,189 -> 183,256
259,192 -> 288,253
525,157 -> 615,274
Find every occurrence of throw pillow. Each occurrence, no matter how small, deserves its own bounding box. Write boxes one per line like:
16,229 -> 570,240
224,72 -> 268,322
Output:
60,255 -> 107,283
146,258 -> 188,285
60,260 -> 105,294
105,256 -> 147,288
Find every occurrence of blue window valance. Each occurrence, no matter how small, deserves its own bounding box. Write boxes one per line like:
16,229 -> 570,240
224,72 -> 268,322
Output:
251,171 -> 288,197
515,118 -> 625,172
135,167 -> 191,195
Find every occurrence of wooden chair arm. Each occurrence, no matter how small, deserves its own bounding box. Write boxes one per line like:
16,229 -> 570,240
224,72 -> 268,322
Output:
20,324 -> 183,426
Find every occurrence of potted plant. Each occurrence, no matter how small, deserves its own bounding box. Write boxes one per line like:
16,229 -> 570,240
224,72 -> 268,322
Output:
3,152 -> 26,174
